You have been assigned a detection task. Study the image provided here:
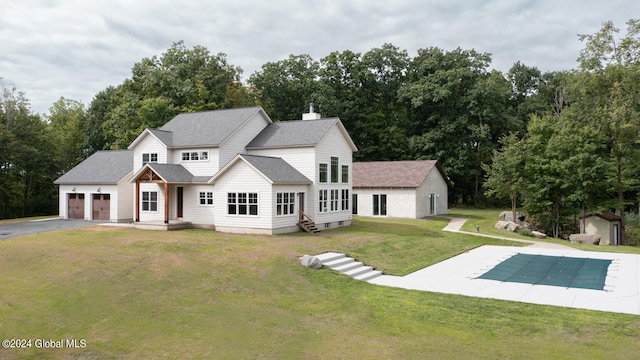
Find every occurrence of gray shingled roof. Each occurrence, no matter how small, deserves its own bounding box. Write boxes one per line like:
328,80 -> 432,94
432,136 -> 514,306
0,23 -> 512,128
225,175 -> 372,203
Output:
353,160 -> 449,188
54,150 -> 133,184
157,106 -> 264,148
146,164 -> 199,183
147,129 -> 173,147
239,154 -> 312,184
245,118 -> 339,149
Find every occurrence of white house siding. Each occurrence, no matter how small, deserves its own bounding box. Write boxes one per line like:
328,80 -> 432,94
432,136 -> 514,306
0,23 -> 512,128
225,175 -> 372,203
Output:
416,170 -> 449,217
219,112 -> 271,169
178,184 -> 216,226
313,125 -> 353,227
247,147 -> 316,181
137,182 -> 166,222
170,148 -> 219,176
353,188 -> 417,218
115,175 -> 134,222
271,184 -> 309,233
58,184 -> 122,221
213,160 -> 273,233
133,135 -> 168,172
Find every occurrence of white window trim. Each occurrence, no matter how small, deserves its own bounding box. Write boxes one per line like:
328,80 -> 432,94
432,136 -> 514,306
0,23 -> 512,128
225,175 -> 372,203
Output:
331,157 -> 339,183
341,165 -> 349,183
373,194 -> 387,216
341,189 -> 349,211
198,191 -> 214,206
181,151 -> 210,162
142,153 -> 158,165
318,189 -> 328,213
276,192 -> 296,217
330,189 -> 339,212
319,163 -> 328,183
141,191 -> 158,213
227,192 -> 259,216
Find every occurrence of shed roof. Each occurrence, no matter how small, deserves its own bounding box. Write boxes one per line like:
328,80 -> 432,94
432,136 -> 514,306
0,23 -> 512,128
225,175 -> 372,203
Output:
352,160 -> 450,188
54,150 -> 133,184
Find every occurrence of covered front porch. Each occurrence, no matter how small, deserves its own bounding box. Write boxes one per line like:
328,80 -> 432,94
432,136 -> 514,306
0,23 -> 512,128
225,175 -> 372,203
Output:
130,163 -> 210,225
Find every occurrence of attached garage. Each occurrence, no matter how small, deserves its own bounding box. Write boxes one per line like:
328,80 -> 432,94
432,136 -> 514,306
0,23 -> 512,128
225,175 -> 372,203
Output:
67,193 -> 85,219
54,151 -> 134,222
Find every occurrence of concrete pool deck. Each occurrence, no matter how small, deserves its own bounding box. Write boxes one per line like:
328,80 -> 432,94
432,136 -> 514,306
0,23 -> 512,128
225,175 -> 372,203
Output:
333,218 -> 640,315
369,245 -> 640,315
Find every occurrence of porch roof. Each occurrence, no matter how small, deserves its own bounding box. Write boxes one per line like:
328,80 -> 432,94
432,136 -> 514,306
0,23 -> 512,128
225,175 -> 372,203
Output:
130,163 -> 211,184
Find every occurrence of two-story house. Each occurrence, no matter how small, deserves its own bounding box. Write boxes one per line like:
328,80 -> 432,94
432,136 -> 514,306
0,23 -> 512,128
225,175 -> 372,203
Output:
54,106 -> 357,234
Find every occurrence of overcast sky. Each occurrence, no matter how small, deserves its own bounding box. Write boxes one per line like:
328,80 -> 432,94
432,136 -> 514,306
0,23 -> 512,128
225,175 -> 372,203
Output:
1,0 -> 638,115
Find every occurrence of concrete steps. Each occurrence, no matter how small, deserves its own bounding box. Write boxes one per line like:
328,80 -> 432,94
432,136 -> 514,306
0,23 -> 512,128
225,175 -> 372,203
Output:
315,252 -> 382,282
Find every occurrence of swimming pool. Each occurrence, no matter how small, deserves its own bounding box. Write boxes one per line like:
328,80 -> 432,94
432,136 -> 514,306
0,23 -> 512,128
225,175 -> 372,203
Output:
476,253 -> 612,290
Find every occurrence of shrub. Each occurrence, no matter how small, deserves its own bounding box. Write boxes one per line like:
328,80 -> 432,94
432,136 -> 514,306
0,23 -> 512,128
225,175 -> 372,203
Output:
624,226 -> 640,247
517,228 -> 532,237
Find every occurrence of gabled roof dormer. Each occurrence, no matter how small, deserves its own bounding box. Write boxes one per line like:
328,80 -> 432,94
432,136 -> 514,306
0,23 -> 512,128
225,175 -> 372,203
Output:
128,128 -> 172,150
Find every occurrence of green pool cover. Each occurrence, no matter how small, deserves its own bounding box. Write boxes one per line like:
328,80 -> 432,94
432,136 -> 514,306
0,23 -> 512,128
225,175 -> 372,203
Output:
477,253 -> 612,290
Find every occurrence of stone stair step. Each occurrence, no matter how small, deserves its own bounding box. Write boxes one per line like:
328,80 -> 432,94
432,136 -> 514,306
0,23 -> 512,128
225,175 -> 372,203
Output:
354,270 -> 383,281
323,257 -> 355,269
333,261 -> 363,273
344,266 -> 373,277
315,252 -> 344,264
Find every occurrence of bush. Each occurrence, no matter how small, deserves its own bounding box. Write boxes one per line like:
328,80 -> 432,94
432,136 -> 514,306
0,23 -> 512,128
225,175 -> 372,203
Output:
625,226 -> 640,247
625,212 -> 640,227
517,228 -> 532,237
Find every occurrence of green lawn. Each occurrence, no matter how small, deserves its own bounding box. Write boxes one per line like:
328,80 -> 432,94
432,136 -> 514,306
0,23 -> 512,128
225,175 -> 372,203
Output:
0,211 -> 639,359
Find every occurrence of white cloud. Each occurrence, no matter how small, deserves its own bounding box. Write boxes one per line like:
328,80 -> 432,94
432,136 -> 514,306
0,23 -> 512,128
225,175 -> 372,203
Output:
1,0 -> 638,114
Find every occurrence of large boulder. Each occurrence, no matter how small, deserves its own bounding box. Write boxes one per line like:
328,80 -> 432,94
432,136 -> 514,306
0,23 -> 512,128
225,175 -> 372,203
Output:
499,211 -> 526,222
569,233 -> 601,245
495,221 -> 520,232
301,254 -> 322,269
531,231 -> 547,239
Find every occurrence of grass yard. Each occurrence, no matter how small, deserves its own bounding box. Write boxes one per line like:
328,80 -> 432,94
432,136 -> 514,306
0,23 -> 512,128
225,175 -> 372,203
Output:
0,210 -> 639,359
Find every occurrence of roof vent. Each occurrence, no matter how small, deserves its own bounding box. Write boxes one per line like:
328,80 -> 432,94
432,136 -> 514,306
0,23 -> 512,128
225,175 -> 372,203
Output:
302,102 -> 321,120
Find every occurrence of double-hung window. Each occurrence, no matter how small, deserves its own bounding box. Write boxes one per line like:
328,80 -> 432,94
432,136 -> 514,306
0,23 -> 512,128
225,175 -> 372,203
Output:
142,153 -> 158,165
199,192 -> 213,205
318,189 -> 328,213
330,189 -> 339,211
227,192 -> 258,216
142,191 -> 158,212
276,192 -> 295,216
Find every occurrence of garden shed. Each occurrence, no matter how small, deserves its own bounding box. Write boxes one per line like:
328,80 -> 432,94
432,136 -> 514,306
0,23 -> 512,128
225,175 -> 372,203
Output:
582,213 -> 622,245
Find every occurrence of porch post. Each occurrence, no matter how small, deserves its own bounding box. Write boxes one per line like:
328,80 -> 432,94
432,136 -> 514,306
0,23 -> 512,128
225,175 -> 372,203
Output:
135,180 -> 140,222
164,182 -> 169,224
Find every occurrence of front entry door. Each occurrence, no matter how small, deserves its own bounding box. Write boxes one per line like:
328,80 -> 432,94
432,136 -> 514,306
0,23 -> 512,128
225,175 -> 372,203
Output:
177,187 -> 184,219
298,193 -> 305,214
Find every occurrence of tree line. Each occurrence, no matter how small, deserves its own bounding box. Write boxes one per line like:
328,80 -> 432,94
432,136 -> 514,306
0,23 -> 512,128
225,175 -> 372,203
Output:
1,20 -> 639,244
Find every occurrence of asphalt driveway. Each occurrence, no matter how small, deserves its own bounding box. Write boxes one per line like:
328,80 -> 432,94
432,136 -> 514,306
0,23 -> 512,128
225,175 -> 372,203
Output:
0,218 -> 96,241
